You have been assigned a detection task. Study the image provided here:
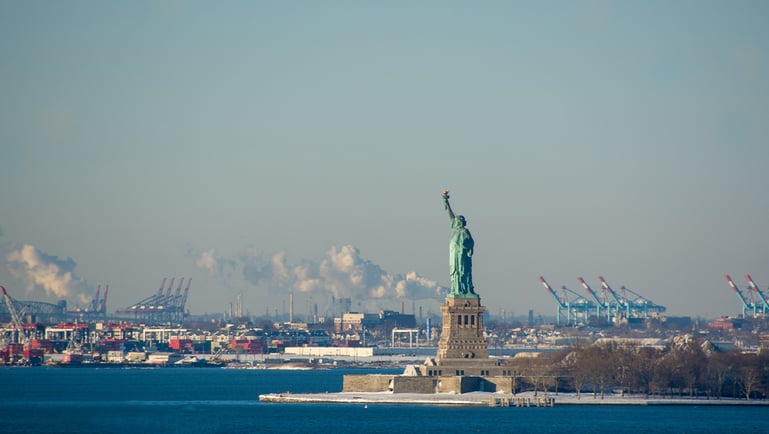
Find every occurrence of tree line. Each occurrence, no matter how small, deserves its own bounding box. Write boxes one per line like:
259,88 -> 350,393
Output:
504,339 -> 769,400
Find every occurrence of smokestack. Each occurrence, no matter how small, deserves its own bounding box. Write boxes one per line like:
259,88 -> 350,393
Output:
401,301 -> 404,314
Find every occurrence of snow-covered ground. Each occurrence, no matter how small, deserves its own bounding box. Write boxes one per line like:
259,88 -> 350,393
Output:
259,390 -> 769,406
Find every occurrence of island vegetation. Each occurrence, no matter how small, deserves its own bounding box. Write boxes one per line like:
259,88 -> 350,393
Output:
505,339 -> 769,400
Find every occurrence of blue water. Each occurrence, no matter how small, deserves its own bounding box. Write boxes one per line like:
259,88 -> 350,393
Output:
2,367 -> 768,434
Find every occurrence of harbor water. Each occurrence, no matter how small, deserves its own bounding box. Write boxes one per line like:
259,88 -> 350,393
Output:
2,367 -> 768,434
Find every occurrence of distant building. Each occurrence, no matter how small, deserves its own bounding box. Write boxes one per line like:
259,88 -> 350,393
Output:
333,312 -> 380,333
378,310 -> 416,330
147,352 -> 183,365
107,350 -> 125,363
229,330 -> 265,354
709,317 -> 743,331
759,333 -> 769,354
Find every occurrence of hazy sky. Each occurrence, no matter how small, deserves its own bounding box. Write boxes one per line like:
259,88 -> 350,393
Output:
2,1 -> 768,320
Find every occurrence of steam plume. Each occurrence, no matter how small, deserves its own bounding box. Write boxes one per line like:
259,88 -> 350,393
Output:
6,244 -> 89,302
197,244 -> 446,303
190,247 -> 237,278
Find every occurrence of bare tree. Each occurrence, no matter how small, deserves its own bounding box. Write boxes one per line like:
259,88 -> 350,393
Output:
666,342 -> 707,397
736,353 -> 761,400
562,346 -> 591,400
705,351 -> 733,399
585,344 -> 613,399
629,346 -> 659,398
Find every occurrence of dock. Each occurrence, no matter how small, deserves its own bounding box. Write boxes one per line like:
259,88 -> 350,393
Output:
259,391 -> 769,407
259,391 -> 556,407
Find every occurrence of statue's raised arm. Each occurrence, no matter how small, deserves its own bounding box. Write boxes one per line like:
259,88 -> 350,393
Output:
442,189 -> 476,297
442,189 -> 455,220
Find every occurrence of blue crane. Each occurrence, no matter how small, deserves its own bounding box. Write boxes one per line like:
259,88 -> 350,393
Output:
578,276 -> 611,322
560,285 -> 596,325
745,275 -> 768,317
598,276 -> 630,320
540,276 -> 571,325
540,276 -> 595,325
618,285 -> 666,317
725,274 -> 756,318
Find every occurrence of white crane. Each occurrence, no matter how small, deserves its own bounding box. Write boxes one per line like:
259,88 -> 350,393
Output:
1,286 -> 26,345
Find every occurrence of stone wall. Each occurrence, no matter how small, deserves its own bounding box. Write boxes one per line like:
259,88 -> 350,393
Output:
344,374 -> 516,394
433,376 -> 512,393
391,376 -> 437,394
436,376 -> 460,393
485,377 -> 514,393
342,374 -> 392,392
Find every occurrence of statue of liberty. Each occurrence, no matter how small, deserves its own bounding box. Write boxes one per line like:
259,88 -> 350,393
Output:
442,189 -> 476,297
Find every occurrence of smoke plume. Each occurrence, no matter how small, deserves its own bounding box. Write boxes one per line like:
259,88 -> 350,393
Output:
6,244 -> 90,303
196,244 -> 446,304
190,247 -> 238,278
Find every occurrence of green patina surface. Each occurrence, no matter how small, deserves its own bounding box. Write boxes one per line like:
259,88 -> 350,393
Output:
442,190 -> 478,299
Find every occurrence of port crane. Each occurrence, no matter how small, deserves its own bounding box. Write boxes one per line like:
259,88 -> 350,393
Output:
119,277 -> 191,323
1,286 -> 27,345
68,284 -> 109,320
540,276 -> 594,325
540,276 -> 570,325
725,274 -> 757,318
560,285 -> 595,325
91,285 -> 101,312
618,284 -> 666,317
579,277 -> 611,322
171,278 -> 184,307
177,278 -> 191,322
598,276 -> 631,319
155,277 -> 176,311
744,275 -> 768,317
87,284 -> 109,317
125,278 -> 174,320
100,285 -> 109,316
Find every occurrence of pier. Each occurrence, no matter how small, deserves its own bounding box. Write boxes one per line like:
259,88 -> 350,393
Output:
488,396 -> 555,407
259,392 -> 559,407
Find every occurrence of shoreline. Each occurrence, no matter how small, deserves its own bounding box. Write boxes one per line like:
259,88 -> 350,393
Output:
258,391 -> 769,406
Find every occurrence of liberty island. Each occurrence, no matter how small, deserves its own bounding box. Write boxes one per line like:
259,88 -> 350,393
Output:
263,190 -> 530,400
338,189 -> 514,395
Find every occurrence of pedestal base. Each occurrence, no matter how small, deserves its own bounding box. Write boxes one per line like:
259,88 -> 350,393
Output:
436,296 -> 489,361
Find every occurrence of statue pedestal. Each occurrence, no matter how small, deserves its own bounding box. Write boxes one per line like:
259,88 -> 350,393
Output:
436,296 -> 490,361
